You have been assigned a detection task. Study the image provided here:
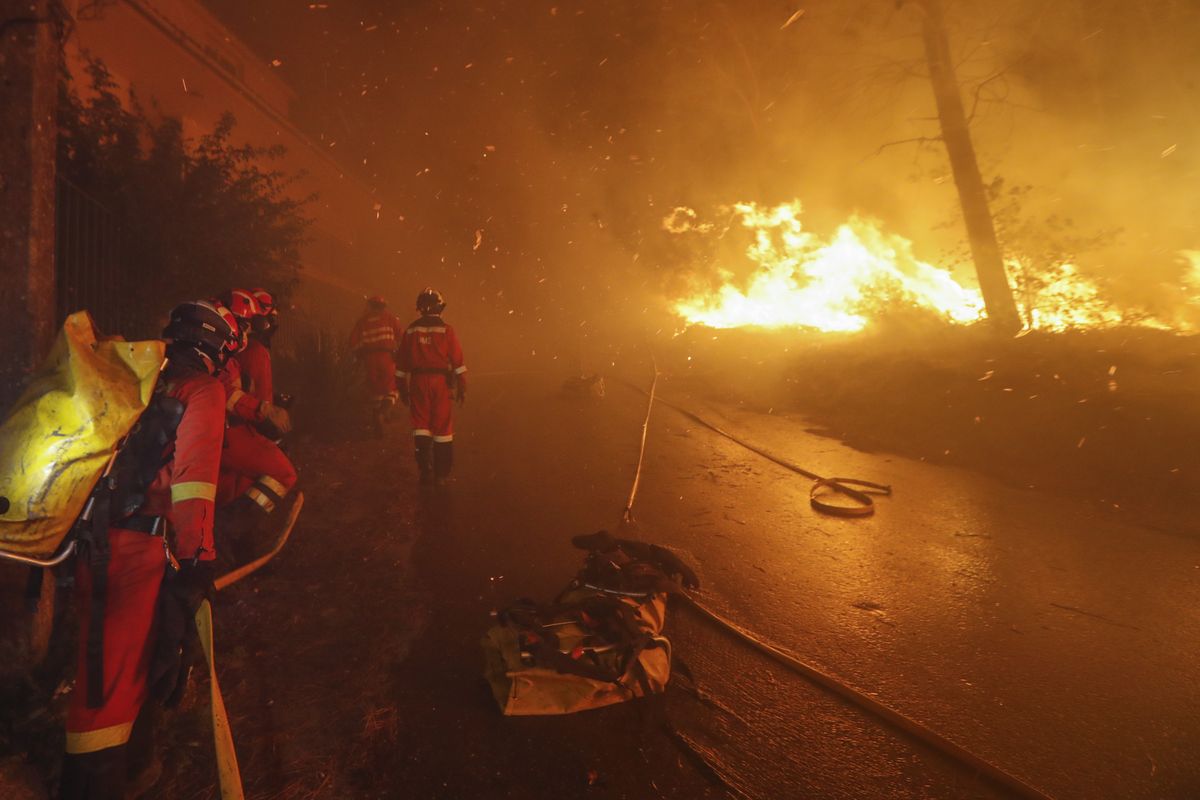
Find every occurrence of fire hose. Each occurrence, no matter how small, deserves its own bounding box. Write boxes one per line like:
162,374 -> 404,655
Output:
195,600 -> 244,800
214,491 -> 305,591
186,489 -> 304,800
620,371 -> 891,519
619,368 -> 1055,800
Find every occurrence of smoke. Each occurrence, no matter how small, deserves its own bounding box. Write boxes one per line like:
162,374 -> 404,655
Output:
204,0 -> 1200,353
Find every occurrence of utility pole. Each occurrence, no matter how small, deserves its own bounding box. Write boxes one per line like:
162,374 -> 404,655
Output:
0,0 -> 62,665
0,0 -> 60,411
914,0 -> 1021,334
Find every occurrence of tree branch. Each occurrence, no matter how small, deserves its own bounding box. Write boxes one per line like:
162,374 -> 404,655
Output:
966,68 -> 1010,123
867,134 -> 943,158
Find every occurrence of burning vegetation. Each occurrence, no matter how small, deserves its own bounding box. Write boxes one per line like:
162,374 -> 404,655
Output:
665,201 -> 1196,334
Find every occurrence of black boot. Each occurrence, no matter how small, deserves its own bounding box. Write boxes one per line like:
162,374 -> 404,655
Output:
125,704 -> 163,798
60,747 -> 127,800
215,495 -> 269,566
414,435 -> 433,484
434,440 -> 454,484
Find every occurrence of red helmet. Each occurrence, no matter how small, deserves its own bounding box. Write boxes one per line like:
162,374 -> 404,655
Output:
217,289 -> 260,351
251,288 -> 276,316
221,288 -> 261,320
250,288 -> 278,336
214,304 -> 240,353
367,294 -> 387,308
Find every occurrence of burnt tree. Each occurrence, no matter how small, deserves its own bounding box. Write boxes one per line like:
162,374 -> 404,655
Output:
912,0 -> 1021,333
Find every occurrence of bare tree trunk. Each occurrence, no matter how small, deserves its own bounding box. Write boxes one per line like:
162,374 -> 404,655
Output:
916,0 -> 1021,333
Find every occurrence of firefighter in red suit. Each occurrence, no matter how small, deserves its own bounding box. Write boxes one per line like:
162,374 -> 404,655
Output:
396,288 -> 467,484
61,300 -> 237,799
349,295 -> 404,427
214,289 -> 297,548
234,287 -> 278,404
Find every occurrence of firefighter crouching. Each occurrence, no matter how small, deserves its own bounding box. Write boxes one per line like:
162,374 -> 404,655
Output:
396,288 -> 467,485
214,289 -> 298,556
349,295 -> 404,432
61,300 -> 237,799
235,287 -> 281,411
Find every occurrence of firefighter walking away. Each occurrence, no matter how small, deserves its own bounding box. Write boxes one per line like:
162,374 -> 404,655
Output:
349,295 -> 404,434
396,288 -> 467,485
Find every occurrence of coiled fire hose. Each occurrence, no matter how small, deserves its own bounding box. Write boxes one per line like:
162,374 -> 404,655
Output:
619,368 -> 1055,800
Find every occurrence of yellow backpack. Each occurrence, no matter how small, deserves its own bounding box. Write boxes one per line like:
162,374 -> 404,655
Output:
0,312 -> 164,564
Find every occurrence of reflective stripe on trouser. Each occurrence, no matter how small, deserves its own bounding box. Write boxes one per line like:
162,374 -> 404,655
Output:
67,529 -> 166,754
364,350 -> 396,397
218,424 -> 297,508
247,474 -> 288,513
408,372 -> 453,440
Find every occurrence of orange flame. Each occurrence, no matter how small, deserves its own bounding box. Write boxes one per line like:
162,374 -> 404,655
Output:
670,202 -> 982,332
669,201 -> 1192,333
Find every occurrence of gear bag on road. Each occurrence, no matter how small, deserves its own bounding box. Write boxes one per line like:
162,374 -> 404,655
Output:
482,531 -> 698,715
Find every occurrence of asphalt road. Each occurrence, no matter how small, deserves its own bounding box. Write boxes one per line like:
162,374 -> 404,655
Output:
333,368 -> 1199,800
171,365 -> 1200,800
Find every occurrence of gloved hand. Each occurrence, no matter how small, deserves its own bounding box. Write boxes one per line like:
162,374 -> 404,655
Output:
455,380 -> 467,406
259,402 -> 292,435
397,383 -> 410,407
149,561 -> 215,707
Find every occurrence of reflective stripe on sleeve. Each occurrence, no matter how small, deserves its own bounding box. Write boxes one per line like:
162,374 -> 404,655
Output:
172,481 -> 217,503
395,369 -> 408,378
360,330 -> 396,343
66,722 -> 134,754
454,365 -> 468,374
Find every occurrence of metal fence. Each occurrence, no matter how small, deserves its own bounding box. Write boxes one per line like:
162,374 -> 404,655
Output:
55,176 -> 129,335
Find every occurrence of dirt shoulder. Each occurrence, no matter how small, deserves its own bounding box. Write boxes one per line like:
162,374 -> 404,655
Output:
157,430 -> 430,798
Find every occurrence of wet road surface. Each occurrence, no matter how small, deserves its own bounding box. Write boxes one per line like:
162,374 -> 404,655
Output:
217,367 -> 1199,799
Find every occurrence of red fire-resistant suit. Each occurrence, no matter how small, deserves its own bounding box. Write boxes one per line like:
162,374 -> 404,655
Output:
350,310 -> 404,398
234,337 -> 272,403
396,314 -> 466,480
65,367 -> 224,759
217,358 -> 297,513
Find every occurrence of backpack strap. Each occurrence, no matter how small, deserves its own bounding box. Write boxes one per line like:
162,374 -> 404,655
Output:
78,387 -> 182,709
83,481 -> 111,708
